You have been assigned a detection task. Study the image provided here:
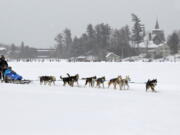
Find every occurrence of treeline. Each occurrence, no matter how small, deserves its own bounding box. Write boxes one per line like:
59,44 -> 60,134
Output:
3,14 -> 180,60
167,31 -> 180,55
55,14 -> 145,60
8,42 -> 37,59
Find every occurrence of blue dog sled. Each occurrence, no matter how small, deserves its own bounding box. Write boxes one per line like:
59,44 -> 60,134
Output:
3,68 -> 31,84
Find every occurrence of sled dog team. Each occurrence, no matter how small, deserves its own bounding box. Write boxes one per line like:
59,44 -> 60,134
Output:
1,55 -> 157,92
39,74 -> 157,92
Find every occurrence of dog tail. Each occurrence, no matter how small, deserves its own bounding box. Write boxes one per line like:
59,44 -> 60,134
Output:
67,73 -> 70,77
60,76 -> 63,80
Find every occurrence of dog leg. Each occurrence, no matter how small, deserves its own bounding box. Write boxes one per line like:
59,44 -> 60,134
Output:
114,83 -> 116,89
63,82 -> 66,86
70,80 -> 74,87
77,81 -> 79,87
44,81 -> 47,85
120,83 -> 122,90
108,82 -> 111,88
48,81 -> 51,86
93,81 -> 95,88
152,87 -> 156,92
89,82 -> 91,87
99,83 -> 101,88
91,81 -> 93,87
102,83 -> 104,89
97,83 -> 100,88
127,84 -> 129,90
122,82 -> 125,90
85,80 -> 88,87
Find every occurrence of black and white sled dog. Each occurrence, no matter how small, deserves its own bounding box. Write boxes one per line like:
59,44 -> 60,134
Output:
82,76 -> 97,87
146,79 -> 157,92
96,76 -> 106,88
67,73 -> 79,86
60,75 -> 75,87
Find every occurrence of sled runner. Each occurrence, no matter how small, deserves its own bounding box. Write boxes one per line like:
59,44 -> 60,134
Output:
4,79 -> 32,84
3,67 -> 31,84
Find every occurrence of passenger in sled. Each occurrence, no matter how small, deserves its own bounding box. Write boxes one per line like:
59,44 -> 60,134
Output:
4,67 -> 22,83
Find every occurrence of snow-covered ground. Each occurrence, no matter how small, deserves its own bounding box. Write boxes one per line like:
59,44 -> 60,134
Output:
0,62 -> 180,135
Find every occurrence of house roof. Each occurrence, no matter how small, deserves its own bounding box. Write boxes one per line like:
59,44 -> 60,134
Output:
0,47 -> 6,51
36,49 -> 56,52
138,41 -> 165,49
106,52 -> 120,58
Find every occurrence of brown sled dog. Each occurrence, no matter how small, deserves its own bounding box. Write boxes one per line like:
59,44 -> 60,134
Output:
146,79 -> 157,92
60,76 -> 74,87
40,76 -> 56,85
67,73 -> 79,86
108,76 -> 122,89
82,76 -> 97,87
96,76 -> 106,88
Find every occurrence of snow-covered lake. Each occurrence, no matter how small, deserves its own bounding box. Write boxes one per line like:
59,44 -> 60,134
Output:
0,62 -> 180,135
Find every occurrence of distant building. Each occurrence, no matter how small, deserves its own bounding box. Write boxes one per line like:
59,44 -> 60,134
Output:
69,55 -> 98,62
0,47 -> 7,55
148,44 -> 171,58
151,20 -> 165,45
137,20 -> 167,57
106,52 -> 121,62
36,49 -> 56,58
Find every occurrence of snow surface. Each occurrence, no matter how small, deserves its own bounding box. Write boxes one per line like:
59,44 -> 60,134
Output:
0,62 -> 180,135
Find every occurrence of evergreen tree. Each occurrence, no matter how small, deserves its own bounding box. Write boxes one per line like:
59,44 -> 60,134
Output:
167,32 -> 179,54
95,23 -> 111,59
55,33 -> 64,58
19,41 -> 25,58
9,44 -> 17,58
131,14 -> 144,51
86,24 -> 96,52
109,25 -> 134,58
71,36 -> 81,57
64,28 -> 72,58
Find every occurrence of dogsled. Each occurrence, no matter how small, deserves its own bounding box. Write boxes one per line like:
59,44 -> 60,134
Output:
3,67 -> 31,84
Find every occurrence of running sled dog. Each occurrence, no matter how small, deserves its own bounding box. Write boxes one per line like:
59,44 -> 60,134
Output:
108,75 -> 131,90
40,76 -> 56,85
82,76 -> 97,87
67,73 -> 79,86
96,76 -> 106,88
60,75 -> 75,87
108,76 -> 122,89
146,79 -> 157,92
121,76 -> 131,90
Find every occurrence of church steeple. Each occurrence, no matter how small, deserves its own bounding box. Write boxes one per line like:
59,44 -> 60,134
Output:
155,19 -> 160,29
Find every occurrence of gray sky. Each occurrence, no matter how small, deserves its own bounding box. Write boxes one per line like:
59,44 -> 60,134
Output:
0,0 -> 180,48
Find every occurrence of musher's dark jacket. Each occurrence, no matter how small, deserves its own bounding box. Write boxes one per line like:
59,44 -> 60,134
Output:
0,58 -> 8,71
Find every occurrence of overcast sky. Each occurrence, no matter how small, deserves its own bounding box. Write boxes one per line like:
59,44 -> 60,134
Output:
0,0 -> 179,48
